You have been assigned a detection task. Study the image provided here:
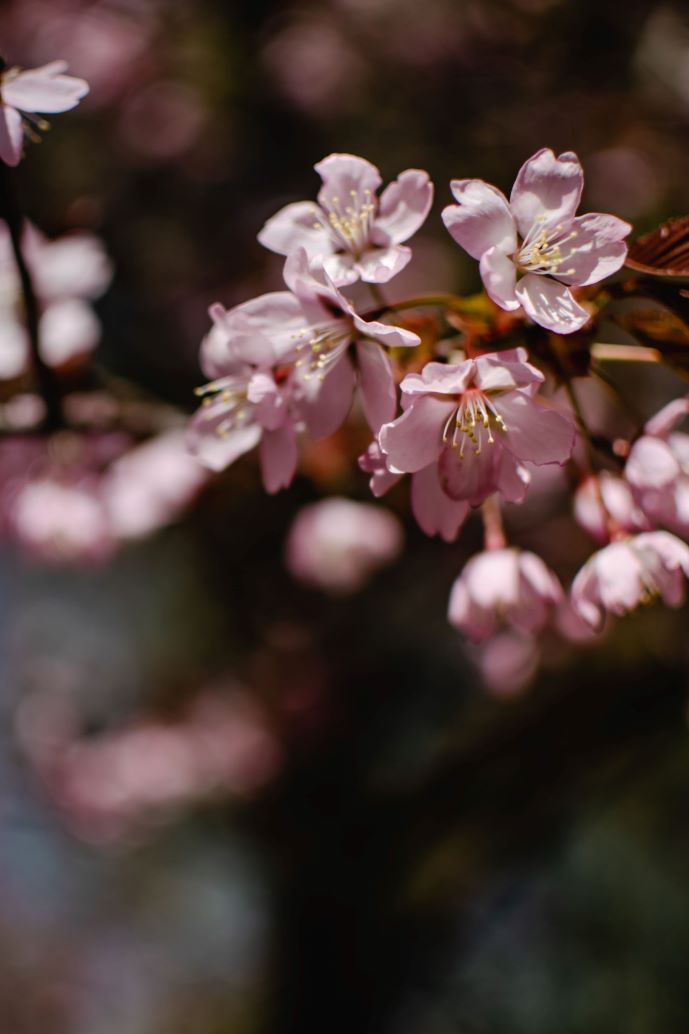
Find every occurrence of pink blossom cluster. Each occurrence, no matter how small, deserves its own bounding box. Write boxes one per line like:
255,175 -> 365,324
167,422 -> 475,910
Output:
185,147 -> 689,692
0,429 -> 207,564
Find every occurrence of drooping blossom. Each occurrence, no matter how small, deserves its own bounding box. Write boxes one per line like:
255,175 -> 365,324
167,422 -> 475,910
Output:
571,531 -> 689,631
574,471 -> 648,543
442,148 -> 631,334
624,396 -> 689,536
189,249 -> 420,480
448,547 -> 563,643
378,348 -> 575,508
0,222 -> 112,378
0,60 -> 89,166
285,496 -> 403,593
358,440 -> 469,542
258,152 -> 433,286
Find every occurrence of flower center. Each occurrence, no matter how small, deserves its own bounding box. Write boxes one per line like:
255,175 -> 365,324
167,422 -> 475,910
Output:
315,189 -> 376,258
442,390 -> 508,457
195,376 -> 253,438
292,321 -> 351,381
517,220 -> 578,278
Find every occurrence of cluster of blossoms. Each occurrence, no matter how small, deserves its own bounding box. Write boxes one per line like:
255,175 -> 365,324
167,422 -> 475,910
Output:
189,147 -> 689,688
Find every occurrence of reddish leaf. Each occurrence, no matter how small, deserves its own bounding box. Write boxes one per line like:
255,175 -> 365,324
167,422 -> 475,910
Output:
626,216 -> 689,276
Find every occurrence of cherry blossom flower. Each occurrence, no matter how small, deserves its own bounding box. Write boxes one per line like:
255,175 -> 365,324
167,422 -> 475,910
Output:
574,471 -> 648,543
0,222 -> 112,378
448,547 -> 563,643
285,497 -> 403,593
378,347 -> 575,508
358,441 -> 469,542
258,153 -> 433,286
442,148 -> 630,334
8,476 -> 114,563
571,531 -> 689,631
0,60 -> 89,166
624,397 -> 689,536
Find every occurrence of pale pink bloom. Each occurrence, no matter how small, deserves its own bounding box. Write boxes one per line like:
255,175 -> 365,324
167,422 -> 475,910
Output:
285,496 -> 403,593
624,396 -> 689,535
448,547 -> 563,643
571,531 -> 689,631
574,471 -> 648,543
378,347 -> 575,508
358,440 -> 468,542
103,430 -> 207,540
475,630 -> 541,697
201,249 -> 419,442
442,148 -> 630,334
0,60 -> 89,166
8,477 -> 114,563
259,152 -> 433,286
0,223 -> 112,376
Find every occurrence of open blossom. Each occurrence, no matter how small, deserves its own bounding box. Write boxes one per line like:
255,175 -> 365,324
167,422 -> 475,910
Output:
442,148 -> 630,334
258,153 -> 433,286
571,532 -> 689,631
0,60 -> 89,166
378,348 -> 575,508
448,547 -> 563,643
624,397 -> 689,536
285,497 -> 403,593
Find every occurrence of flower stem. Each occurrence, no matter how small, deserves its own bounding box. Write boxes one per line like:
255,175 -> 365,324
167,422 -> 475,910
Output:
0,164 -> 63,430
482,494 -> 507,551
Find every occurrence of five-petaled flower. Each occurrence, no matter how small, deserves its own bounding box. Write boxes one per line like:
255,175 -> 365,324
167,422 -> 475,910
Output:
0,60 -> 89,167
378,347 -> 575,508
442,148 -> 631,334
259,152 -> 433,286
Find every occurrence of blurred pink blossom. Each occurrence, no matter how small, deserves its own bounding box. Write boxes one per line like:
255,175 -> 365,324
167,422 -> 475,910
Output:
285,496 -> 403,593
574,471 -> 648,543
0,60 -> 88,165
448,547 -> 563,642
571,531 -> 689,630
624,397 -> 689,536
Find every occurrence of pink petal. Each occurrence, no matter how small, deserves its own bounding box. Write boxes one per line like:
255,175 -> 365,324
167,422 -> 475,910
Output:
510,148 -> 583,239
358,442 -> 401,498
301,351 -> 356,439
378,395 -> 453,473
556,213 -> 631,287
442,179 -> 517,260
0,105 -> 24,166
353,313 -> 420,349
515,274 -> 590,334
400,359 -> 475,397
637,531 -> 689,578
497,391 -> 576,465
495,452 -> 531,504
644,396 -> 689,437
187,411 -> 262,472
354,244 -> 412,283
247,372 -> 285,431
356,340 -> 396,432
315,153 -> 382,211
625,436 -> 679,491
257,201 -> 333,260
373,169 -> 434,245
3,62 -> 89,114
260,423 -> 297,493
479,246 -> 519,310
438,439 -> 502,505
474,349 -> 543,394
410,464 -> 468,541
321,252 -> 358,286
448,574 -> 497,642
